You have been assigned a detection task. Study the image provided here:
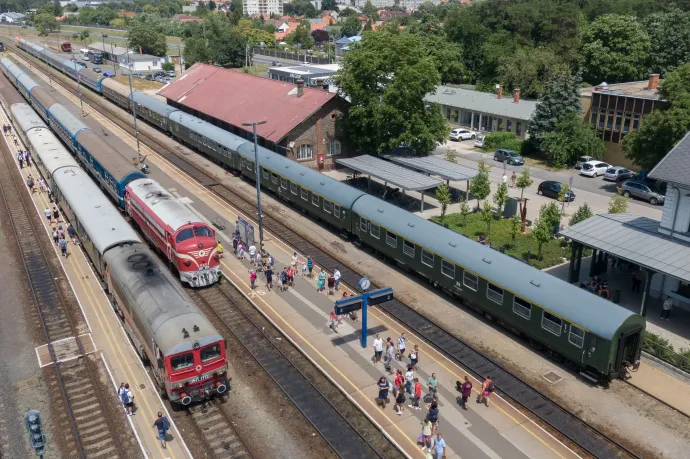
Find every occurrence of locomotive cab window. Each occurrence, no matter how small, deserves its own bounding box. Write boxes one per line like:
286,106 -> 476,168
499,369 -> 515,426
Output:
194,226 -> 213,237
542,311 -> 562,336
487,283 -> 503,304
386,231 -> 397,247
513,297 -> 531,320
442,259 -> 455,279
176,228 -> 194,243
170,353 -> 194,370
569,325 -> 585,348
370,223 -> 381,239
462,271 -> 478,290
200,344 -> 222,362
421,249 -> 434,267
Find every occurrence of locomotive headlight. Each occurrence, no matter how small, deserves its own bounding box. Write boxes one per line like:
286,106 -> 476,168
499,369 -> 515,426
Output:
184,260 -> 191,267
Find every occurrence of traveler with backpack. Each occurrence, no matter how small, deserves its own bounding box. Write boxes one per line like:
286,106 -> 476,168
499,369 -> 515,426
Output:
121,383 -> 134,415
153,412 -> 170,449
477,376 -> 494,407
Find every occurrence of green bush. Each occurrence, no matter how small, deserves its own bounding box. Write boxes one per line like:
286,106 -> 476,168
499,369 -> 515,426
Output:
162,62 -> 175,72
642,331 -> 690,373
482,132 -> 524,154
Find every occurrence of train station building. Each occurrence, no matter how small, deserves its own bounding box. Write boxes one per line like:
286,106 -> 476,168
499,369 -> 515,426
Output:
157,63 -> 352,171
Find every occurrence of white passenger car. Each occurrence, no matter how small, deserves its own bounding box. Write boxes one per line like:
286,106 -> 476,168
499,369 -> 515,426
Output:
449,128 -> 476,141
580,160 -> 610,178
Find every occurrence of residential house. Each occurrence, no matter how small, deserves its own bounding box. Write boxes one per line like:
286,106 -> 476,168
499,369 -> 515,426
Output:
117,11 -> 135,18
377,9 -> 410,21
334,35 -> 361,56
243,0 -> 284,17
0,12 -> 26,23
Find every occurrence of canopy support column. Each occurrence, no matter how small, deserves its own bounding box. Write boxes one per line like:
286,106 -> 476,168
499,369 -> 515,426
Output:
640,269 -> 654,317
420,192 -> 425,212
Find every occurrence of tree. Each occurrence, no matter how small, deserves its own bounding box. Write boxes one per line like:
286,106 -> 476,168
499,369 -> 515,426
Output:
541,113 -> 604,168
609,188 -> 631,213
65,3 -> 78,13
540,202 -> 562,234
557,183 -> 571,217
183,36 -> 211,68
340,15 -> 361,38
436,184 -> 452,221
335,32 -> 448,155
469,160 -> 491,209
321,0 -> 338,11
444,7 -> 490,81
497,46 -> 559,99
417,35 -> 466,85
527,67 -> 582,148
644,9 -> 690,76
288,21 -> 315,49
311,29 -> 329,44
162,61 -> 175,72
127,15 -> 167,56
581,14 -> 650,84
515,169 -> 533,201
460,199 -> 470,227
569,202 -> 594,227
493,181 -> 509,214
208,0 -> 217,10
284,0 -> 318,18
623,63 -> 690,169
509,215 -> 521,247
34,13 -> 59,36
532,216 -> 552,259
480,201 -> 493,240
79,30 -> 90,41
444,147 -> 457,164
210,29 -> 246,68
361,1 -> 378,20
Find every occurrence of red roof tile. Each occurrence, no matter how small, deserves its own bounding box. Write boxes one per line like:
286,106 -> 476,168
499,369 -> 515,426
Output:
158,64 -> 336,143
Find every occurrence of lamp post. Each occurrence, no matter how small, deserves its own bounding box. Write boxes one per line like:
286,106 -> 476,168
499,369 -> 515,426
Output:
41,41 -> 53,91
70,45 -> 85,117
241,120 -> 267,248
126,50 -> 142,161
110,42 -> 116,74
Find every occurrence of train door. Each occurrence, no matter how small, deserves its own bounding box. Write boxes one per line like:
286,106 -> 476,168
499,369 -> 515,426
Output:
615,328 -> 642,373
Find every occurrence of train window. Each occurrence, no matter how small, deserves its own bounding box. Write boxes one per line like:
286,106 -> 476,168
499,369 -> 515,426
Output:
323,200 -> 333,213
271,173 -> 278,184
262,168 -> 269,180
462,271 -> 477,290
403,240 -> 415,257
569,325 -> 585,348
170,353 -> 194,370
441,260 -> 455,279
334,204 -> 341,218
194,226 -> 213,237
280,177 -> 287,189
290,182 -> 297,195
513,297 -> 531,320
312,194 -> 320,207
486,283 -> 504,305
542,311 -> 562,336
370,223 -> 381,239
200,344 -> 222,362
360,217 -> 367,232
301,188 -> 308,201
421,249 -> 434,267
386,231 -> 397,248
176,228 -> 194,243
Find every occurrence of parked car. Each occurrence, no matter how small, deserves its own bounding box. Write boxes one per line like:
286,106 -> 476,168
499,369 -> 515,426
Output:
621,180 -> 665,205
75,61 -> 87,68
92,67 -> 101,73
271,61 -> 282,67
537,181 -> 576,201
154,71 -> 165,78
165,71 -> 176,78
131,73 -> 145,79
574,155 -> 595,169
144,74 -> 154,81
474,135 -> 484,148
603,166 -> 634,181
449,128 -> 476,141
580,160 -> 610,177
102,71 -> 115,78
160,77 -> 174,84
493,149 -> 525,166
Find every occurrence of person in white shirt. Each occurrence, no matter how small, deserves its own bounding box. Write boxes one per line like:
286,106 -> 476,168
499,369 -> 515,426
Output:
405,367 -> 415,394
291,252 -> 298,267
373,334 -> 384,364
333,269 -> 341,291
397,333 -> 407,359
248,245 -> 257,266
662,296 -> 672,320
502,173 -> 507,184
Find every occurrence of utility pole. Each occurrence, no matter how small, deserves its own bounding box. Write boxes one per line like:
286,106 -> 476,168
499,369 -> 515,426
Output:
126,50 -> 142,162
70,45 -> 85,117
241,120 -> 267,248
110,42 -> 116,74
41,41 -> 53,91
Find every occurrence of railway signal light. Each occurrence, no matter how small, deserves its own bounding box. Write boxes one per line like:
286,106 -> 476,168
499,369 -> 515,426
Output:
24,409 -> 46,456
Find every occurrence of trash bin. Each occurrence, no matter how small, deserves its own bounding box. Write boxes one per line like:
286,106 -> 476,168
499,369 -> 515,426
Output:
613,289 -> 621,304
503,197 -> 519,218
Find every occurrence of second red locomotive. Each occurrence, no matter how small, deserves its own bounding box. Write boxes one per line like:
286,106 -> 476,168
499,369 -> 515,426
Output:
125,178 -> 221,287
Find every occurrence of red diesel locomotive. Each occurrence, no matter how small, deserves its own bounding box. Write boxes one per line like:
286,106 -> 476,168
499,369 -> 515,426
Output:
125,178 -> 221,287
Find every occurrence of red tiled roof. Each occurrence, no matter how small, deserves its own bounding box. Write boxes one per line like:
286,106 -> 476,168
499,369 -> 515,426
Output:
158,63 -> 336,143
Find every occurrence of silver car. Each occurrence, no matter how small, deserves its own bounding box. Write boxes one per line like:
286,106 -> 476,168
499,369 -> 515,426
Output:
621,180 -> 665,205
574,156 -> 594,169
604,166 -> 634,181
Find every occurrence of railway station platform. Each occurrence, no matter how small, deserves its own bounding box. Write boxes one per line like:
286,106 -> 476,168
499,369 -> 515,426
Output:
0,100 -> 192,459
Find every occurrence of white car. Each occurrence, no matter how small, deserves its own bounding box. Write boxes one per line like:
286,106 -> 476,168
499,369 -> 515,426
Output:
449,128 -> 476,141
580,160 -> 611,178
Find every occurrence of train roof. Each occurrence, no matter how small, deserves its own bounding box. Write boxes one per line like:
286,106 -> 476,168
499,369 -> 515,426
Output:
1,57 -> 16,73
132,91 -> 178,118
103,245 -> 222,356
30,86 -> 58,112
47,104 -> 90,139
64,60 -> 79,74
236,142 -> 366,206
17,73 -> 38,92
11,103 -> 47,132
352,195 -> 638,340
78,67 -> 104,82
169,111 -> 246,152
127,178 -> 207,233
7,60 -> 24,79
102,76 -> 130,97
27,128 -> 79,175
74,130 -> 144,183
52,167 -> 140,254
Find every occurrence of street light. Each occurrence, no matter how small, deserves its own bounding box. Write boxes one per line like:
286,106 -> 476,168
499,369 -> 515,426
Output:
241,120 -> 267,248
70,45 -> 85,117
126,50 -> 142,162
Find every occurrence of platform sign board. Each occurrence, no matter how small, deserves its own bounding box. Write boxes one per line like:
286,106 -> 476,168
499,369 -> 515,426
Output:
334,298 -> 364,316
334,286 -> 393,348
236,216 -> 255,249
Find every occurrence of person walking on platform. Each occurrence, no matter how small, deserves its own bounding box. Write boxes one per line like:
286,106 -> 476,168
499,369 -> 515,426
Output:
17,150 -> 23,169
410,344 -> 420,371
237,242 -> 245,260
477,376 -> 494,407
397,333 -> 407,360
662,296 -> 673,320
395,390 -> 406,415
264,265 -> 273,290
38,178 -> 47,194
384,341 -> 395,375
427,401 -> 440,434
405,366 -> 415,394
67,223 -> 78,246
52,206 -> 61,223
121,383 -> 134,415
58,235 -> 68,257
427,373 -> 438,397
301,261 -> 307,277
52,228 -> 59,245
26,174 -> 35,193
25,151 -> 32,168
327,273 -> 335,295
217,241 -> 224,258
420,418 -> 433,451
376,376 -> 390,408
409,378 -> 422,410
279,267 -> 288,292
432,433 -> 446,459
317,269 -> 327,292
373,334 -> 384,364
459,375 -> 472,410
329,307 -> 339,333
333,268 -> 341,291
307,256 -> 314,278
249,270 -> 257,289
153,412 -> 170,450
232,235 -> 239,254
287,265 -> 295,286
291,251 -> 298,269
248,244 -> 257,266
44,207 -> 52,223
631,270 -> 642,293
393,370 -> 404,398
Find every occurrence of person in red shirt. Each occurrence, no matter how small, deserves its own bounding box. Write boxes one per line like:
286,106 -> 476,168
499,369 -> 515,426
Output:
460,375 -> 472,410
329,308 -> 339,333
409,378 -> 423,410
393,370 -> 404,398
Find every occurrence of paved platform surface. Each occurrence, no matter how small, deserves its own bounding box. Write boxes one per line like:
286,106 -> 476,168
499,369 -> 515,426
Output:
0,100 -> 192,459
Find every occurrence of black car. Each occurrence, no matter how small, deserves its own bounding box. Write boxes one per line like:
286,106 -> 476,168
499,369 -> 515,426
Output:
537,181 -> 575,201
145,74 -> 154,81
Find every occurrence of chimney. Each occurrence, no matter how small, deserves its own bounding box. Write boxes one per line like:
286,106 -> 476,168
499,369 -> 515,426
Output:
647,74 -> 660,90
497,84 -> 503,99
513,88 -> 520,103
296,78 -> 304,98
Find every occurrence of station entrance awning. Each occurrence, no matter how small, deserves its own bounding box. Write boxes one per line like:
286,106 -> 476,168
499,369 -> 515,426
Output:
382,155 -> 478,182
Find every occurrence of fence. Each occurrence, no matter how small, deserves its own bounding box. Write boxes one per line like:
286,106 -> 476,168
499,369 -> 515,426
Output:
252,47 -> 331,65
642,331 -> 690,373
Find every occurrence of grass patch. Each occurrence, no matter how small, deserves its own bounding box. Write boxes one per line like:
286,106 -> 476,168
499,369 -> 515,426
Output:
113,76 -> 163,91
432,211 -> 570,269
240,64 -> 269,76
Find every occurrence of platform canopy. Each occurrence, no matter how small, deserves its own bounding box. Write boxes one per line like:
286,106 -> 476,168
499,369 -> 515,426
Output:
382,155 -> 478,182
336,155 -> 442,191
560,213 -> 690,283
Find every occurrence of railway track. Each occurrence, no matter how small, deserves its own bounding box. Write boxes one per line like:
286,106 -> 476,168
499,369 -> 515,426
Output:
0,107 -> 135,459
189,283 -> 386,458
187,399 -> 252,459
9,45 -> 641,458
